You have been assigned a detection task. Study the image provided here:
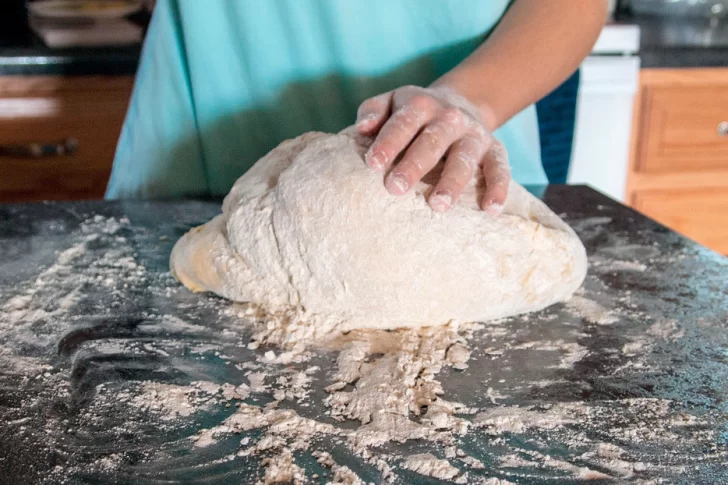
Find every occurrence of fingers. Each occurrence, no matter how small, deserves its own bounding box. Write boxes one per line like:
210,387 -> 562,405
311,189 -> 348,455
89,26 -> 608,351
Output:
480,139 -> 511,216
364,94 -> 437,172
359,87 -> 511,216
356,92 -> 393,135
429,135 -> 486,212
385,108 -> 465,196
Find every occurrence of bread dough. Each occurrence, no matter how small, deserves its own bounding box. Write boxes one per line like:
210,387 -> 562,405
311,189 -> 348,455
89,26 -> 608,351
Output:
170,129 -> 587,331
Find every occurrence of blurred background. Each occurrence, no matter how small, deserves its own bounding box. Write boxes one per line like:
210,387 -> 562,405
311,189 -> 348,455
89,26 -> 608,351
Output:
0,0 -> 726,256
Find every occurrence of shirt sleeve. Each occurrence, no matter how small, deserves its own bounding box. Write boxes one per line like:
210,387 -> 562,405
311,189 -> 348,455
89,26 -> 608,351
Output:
105,0 -> 209,199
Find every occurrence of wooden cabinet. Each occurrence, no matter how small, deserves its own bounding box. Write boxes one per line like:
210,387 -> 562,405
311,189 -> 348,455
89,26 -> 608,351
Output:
633,189 -> 728,255
628,69 -> 728,255
0,76 -> 133,202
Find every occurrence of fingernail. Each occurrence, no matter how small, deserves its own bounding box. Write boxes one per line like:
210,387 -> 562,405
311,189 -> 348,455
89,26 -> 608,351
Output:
485,201 -> 504,216
365,150 -> 387,171
386,173 -> 409,195
429,191 -> 452,212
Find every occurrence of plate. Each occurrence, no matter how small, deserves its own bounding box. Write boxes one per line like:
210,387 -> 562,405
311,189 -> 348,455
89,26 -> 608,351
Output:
28,1 -> 142,20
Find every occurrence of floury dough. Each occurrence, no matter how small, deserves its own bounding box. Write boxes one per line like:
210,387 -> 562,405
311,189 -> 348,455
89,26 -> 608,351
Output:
170,129 -> 587,331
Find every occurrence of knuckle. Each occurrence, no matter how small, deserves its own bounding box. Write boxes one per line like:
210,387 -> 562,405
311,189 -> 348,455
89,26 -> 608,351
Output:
360,97 -> 380,110
450,140 -> 482,171
408,94 -> 435,111
455,157 -> 477,175
357,107 -> 376,120
459,136 -> 484,156
466,118 -> 488,138
441,108 -> 464,126
394,107 -> 422,129
452,151 -> 477,173
420,126 -> 446,150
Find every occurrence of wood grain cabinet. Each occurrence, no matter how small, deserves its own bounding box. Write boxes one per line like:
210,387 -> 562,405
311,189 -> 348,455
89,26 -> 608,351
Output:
628,69 -> 728,255
0,76 -> 133,202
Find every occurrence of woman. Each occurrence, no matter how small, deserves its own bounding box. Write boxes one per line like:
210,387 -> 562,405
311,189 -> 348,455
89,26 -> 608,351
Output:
107,0 -> 607,214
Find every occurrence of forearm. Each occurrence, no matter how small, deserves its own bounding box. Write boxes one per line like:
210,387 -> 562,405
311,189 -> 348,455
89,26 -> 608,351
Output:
432,0 -> 608,131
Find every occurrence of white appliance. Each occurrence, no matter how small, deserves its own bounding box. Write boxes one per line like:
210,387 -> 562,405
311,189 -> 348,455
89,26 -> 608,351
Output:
567,24 -> 641,202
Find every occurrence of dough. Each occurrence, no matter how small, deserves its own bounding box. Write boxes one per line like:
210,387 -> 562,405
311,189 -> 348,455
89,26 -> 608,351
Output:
170,129 -> 587,331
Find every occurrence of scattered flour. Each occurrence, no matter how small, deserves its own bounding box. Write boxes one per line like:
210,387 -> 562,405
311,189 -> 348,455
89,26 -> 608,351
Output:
475,404 -> 576,435
402,453 -> 462,482
566,294 -> 619,325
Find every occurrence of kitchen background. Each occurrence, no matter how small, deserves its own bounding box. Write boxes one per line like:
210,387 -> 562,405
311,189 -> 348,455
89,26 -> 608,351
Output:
0,0 -> 727,256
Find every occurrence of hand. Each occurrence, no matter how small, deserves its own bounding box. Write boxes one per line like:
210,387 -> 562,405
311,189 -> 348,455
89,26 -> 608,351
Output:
356,85 -> 510,215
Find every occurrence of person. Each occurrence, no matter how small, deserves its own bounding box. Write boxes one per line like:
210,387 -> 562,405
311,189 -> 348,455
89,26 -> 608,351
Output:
106,0 -> 607,214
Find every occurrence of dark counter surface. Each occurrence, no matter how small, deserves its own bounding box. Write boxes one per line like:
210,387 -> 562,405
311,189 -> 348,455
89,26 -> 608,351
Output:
0,12 -> 146,76
617,13 -> 728,68
1,186 -> 727,484
2,13 -> 727,76
0,44 -> 141,76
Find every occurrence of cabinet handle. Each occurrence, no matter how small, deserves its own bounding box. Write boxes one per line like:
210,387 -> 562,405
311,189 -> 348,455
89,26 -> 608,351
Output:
0,138 -> 78,158
719,121 -> 728,137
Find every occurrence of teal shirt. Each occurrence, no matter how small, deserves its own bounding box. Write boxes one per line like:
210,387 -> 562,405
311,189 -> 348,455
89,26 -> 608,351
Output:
106,0 -> 546,199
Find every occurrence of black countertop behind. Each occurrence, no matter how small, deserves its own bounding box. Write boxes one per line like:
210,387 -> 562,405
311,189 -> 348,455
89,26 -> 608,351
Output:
0,44 -> 142,76
0,10 -> 147,76
617,12 -> 728,68
0,11 -> 727,76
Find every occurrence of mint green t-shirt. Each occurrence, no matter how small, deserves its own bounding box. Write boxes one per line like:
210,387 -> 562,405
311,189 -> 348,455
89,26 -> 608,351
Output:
106,0 -> 546,199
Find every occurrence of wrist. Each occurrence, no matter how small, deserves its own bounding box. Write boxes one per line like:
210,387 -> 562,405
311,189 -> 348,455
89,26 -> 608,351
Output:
429,80 -> 499,132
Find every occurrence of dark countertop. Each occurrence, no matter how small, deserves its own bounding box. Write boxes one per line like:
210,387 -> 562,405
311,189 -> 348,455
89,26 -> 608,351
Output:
0,11 -> 147,76
0,44 -> 141,76
616,12 -> 728,68
1,12 -> 727,75
1,186 -> 727,484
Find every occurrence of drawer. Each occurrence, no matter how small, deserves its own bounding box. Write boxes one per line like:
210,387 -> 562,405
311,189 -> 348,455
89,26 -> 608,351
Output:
0,77 -> 131,202
638,85 -> 728,173
633,188 -> 728,255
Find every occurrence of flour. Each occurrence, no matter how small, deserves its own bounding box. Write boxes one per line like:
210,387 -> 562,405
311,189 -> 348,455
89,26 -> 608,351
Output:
592,259 -> 648,273
185,322 -> 481,483
261,449 -> 307,485
566,294 -> 619,325
647,319 -> 684,340
312,452 -> 365,485
474,404 -> 576,435
325,322 -> 478,449
402,453 -> 462,482
510,339 -> 589,369
0,215 -> 147,359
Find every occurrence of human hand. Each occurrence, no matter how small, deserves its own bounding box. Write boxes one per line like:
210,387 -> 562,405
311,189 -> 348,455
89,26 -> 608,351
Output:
356,85 -> 510,215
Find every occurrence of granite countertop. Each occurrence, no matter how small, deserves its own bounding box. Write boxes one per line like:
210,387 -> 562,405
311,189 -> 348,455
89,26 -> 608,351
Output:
1,186 -> 727,484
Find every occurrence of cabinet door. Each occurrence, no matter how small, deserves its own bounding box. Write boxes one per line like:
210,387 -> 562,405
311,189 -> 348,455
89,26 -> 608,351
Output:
638,85 -> 728,173
0,76 -> 132,202
633,188 -> 728,255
